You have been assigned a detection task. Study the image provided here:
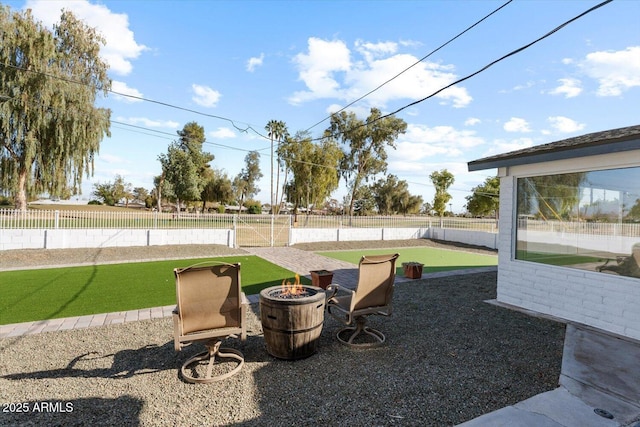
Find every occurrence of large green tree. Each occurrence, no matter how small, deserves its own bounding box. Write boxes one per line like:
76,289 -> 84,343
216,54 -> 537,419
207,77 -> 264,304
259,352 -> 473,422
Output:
326,108 -> 407,216
0,7 -> 111,210
158,122 -> 213,212
265,120 -> 288,214
466,176 -> 500,218
518,172 -> 585,220
152,174 -> 174,212
200,168 -> 233,212
371,174 -> 423,215
91,174 -> 131,206
232,151 -> 262,212
279,130 -> 342,216
430,169 -> 455,217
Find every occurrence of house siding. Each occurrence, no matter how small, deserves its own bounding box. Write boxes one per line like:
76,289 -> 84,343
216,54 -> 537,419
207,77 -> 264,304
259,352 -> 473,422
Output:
495,154 -> 640,341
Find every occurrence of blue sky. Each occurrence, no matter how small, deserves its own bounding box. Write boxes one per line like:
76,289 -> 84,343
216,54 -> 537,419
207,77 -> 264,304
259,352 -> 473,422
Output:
7,0 -> 640,212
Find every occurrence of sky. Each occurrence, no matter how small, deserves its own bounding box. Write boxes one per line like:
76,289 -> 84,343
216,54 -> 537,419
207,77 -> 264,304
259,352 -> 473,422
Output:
5,0 -> 640,212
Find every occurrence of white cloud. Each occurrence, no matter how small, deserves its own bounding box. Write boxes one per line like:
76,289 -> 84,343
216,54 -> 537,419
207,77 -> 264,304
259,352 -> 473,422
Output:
325,104 -> 370,119
503,117 -> 531,133
110,81 -> 143,103
499,81 -> 536,93
289,37 -> 471,108
209,127 -> 236,139
548,116 -> 585,133
115,116 -> 179,129
549,78 -> 582,98
581,46 -> 640,96
390,125 -> 484,169
26,0 -> 147,76
246,53 -> 265,72
99,153 -> 128,164
513,81 -> 535,91
481,138 -> 534,158
354,40 -> 398,62
464,118 -> 481,126
191,84 -> 221,107
289,38 -> 351,104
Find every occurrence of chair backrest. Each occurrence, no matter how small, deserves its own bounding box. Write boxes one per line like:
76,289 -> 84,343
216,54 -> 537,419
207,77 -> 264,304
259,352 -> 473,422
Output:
174,263 -> 242,335
351,254 -> 399,311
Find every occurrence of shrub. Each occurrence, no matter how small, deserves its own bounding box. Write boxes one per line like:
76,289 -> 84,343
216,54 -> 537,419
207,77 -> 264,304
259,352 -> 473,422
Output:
88,199 -> 102,205
245,200 -> 262,214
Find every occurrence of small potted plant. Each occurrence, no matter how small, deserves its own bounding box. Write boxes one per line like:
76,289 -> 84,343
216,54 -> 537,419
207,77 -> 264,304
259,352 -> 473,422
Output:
310,269 -> 334,289
402,262 -> 424,279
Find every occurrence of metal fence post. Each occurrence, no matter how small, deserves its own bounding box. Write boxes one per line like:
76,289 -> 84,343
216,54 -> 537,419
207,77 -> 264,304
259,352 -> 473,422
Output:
233,214 -> 237,248
270,214 -> 274,247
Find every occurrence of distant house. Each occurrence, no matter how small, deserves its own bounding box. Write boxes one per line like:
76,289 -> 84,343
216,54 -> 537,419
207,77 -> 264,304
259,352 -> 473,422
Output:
468,125 -> 640,422
224,205 -> 247,214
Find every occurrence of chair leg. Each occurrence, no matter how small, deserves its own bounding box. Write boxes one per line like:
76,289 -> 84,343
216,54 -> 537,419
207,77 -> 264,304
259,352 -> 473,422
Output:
180,339 -> 244,384
336,316 -> 386,348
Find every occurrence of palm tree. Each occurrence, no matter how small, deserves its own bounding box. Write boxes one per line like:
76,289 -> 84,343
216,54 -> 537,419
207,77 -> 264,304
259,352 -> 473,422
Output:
265,120 -> 288,214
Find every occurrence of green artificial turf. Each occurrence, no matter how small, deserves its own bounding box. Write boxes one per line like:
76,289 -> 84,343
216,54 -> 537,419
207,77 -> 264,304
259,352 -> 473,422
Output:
317,247 -> 497,275
515,250 -> 605,266
0,256 -> 308,325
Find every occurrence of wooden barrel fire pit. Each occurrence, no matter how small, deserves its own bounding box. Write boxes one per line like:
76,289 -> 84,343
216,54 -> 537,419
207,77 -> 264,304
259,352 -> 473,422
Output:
259,280 -> 325,360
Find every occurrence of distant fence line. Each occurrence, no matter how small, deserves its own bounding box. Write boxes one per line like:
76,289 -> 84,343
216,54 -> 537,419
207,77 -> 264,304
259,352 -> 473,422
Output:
0,209 -> 499,232
518,218 -> 640,237
3,210 -> 639,237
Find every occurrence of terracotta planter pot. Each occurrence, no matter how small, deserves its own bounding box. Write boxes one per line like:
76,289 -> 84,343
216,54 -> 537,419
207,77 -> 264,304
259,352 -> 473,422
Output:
402,262 -> 424,279
310,270 -> 334,289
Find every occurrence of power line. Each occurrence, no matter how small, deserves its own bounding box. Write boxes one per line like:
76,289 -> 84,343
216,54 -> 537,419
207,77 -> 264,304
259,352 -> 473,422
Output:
109,89 -> 269,138
0,62 -> 272,142
371,0 -> 613,124
310,0 -> 613,144
111,120 -> 263,153
303,0 -> 514,132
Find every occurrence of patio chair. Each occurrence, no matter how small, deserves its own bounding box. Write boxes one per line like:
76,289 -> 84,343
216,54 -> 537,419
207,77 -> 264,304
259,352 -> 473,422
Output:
173,262 -> 247,383
596,243 -> 640,278
326,253 -> 399,348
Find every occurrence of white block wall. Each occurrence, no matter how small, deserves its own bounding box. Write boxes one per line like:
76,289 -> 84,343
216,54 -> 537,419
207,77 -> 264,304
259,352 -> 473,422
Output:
497,165 -> 640,341
0,229 -> 46,250
289,228 -> 339,245
428,228 -> 498,249
0,228 -> 235,250
289,227 -> 431,246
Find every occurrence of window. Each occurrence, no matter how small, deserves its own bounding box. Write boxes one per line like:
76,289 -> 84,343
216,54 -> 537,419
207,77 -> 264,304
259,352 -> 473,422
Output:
516,166 -> 640,278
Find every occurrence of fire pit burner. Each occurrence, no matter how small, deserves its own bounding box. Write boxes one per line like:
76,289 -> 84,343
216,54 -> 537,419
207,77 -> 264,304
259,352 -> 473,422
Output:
264,287 -> 319,299
259,281 -> 325,360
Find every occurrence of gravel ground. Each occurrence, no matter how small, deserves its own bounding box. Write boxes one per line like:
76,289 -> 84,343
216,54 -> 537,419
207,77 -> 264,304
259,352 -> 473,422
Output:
0,244 -> 247,270
292,238 -> 498,255
0,241 -> 564,426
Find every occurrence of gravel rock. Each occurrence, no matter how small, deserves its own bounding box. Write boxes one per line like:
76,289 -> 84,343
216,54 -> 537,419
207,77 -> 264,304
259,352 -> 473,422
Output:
0,244 -> 247,270
0,266 -> 565,426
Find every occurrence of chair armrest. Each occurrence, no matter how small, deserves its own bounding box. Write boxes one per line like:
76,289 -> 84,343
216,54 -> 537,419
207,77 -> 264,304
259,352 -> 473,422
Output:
172,309 -> 181,351
239,292 -> 248,341
325,283 -> 353,301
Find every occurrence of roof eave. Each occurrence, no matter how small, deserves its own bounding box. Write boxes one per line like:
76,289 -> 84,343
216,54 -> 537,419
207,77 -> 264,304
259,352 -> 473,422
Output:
468,137 -> 640,172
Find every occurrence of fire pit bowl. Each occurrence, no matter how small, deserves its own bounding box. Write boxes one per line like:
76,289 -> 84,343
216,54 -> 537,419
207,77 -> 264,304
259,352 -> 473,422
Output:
259,283 -> 325,360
